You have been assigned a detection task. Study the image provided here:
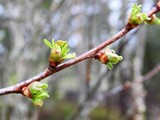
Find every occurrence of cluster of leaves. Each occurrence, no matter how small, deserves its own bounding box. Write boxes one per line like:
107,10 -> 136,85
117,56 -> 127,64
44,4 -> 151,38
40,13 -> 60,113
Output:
44,39 -> 76,67
129,3 -> 160,25
23,39 -> 76,107
95,47 -> 123,70
28,82 -> 49,106
129,4 -> 150,24
106,48 -> 123,69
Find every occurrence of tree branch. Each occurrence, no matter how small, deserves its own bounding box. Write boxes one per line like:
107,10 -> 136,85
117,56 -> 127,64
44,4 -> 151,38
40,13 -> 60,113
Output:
0,3 -> 159,96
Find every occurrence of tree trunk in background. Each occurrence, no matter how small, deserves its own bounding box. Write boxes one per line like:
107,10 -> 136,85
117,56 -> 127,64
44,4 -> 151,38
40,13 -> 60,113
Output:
130,26 -> 147,120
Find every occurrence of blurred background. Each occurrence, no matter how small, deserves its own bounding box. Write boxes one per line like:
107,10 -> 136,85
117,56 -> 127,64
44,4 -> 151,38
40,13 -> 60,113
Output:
0,0 -> 160,120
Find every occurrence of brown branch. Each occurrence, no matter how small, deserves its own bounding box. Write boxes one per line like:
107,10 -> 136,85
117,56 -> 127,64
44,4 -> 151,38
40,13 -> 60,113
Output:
0,3 -> 159,96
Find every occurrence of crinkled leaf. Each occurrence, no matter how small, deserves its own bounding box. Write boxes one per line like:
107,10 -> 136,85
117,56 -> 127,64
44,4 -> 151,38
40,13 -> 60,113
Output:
130,3 -> 150,24
61,43 -> 69,57
106,62 -> 113,70
45,39 -> 76,64
44,39 -> 52,48
29,82 -> 48,93
31,88 -> 42,94
140,13 -> 151,23
141,13 -> 150,21
106,52 -> 123,64
32,99 -> 43,106
29,82 -> 49,107
95,47 -> 123,69
37,83 -> 48,90
56,40 -> 67,48
36,92 -> 49,99
132,4 -> 141,16
63,53 -> 76,59
30,85 -> 42,93
52,42 -> 61,49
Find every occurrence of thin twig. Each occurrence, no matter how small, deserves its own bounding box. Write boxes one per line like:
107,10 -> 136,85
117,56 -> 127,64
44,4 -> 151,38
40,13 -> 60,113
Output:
105,64 -> 160,98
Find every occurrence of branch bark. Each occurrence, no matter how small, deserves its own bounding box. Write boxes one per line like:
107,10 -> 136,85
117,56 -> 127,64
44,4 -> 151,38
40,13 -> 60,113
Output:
0,3 -> 159,96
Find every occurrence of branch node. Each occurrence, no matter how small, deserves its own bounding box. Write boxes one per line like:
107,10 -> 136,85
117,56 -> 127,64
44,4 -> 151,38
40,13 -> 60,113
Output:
125,22 -> 138,31
21,86 -> 31,98
48,65 -> 57,71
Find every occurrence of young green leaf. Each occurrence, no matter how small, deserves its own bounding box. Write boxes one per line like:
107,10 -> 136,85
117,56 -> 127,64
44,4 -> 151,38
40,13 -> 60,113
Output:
95,47 -> 123,70
55,40 -> 67,49
129,3 -> 150,24
61,44 -> 69,57
106,62 -> 113,70
52,38 -> 55,47
44,39 -> 52,48
132,4 -> 141,16
63,53 -> 76,59
45,39 -> 76,67
28,82 -> 49,106
32,99 -> 43,106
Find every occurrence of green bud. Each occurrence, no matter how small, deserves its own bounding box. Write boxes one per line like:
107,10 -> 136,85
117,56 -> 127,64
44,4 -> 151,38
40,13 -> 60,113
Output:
106,51 -> 123,64
145,14 -> 160,25
44,39 -> 76,67
28,82 -> 49,106
50,49 -> 62,62
95,47 -> 123,70
106,62 -> 113,70
129,4 -> 150,25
